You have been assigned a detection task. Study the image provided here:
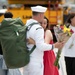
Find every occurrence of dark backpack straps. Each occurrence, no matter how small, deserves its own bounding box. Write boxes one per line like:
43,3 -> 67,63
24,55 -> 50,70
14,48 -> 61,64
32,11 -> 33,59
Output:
29,45 -> 36,54
27,22 -> 39,31
0,43 -> 3,55
25,23 -> 39,54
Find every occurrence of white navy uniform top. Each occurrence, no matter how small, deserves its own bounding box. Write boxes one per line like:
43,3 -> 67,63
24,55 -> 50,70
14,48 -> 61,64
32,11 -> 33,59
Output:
63,25 -> 75,57
26,19 -> 53,63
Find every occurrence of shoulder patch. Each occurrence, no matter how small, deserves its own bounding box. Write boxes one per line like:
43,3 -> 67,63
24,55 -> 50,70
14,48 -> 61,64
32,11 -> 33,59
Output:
36,27 -> 42,30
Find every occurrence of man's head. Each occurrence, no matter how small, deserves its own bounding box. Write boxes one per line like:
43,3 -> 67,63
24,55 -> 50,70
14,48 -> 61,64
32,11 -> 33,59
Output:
31,5 -> 47,22
4,12 -> 13,18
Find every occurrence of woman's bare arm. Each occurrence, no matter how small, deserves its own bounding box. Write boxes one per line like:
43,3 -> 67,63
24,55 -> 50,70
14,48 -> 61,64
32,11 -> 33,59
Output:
45,30 -> 53,44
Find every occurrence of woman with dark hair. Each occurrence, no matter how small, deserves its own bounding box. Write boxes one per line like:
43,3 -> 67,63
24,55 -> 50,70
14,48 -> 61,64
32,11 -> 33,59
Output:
41,17 -> 59,75
63,14 -> 75,75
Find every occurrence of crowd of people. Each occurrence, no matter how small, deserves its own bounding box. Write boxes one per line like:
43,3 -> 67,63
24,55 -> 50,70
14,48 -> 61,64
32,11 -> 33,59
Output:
0,5 -> 75,75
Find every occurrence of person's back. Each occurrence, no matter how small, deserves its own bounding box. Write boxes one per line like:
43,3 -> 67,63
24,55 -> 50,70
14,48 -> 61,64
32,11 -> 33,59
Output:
0,12 -> 12,75
0,12 -> 13,75
0,12 -> 13,69
0,11 -> 13,69
0,11 -> 22,75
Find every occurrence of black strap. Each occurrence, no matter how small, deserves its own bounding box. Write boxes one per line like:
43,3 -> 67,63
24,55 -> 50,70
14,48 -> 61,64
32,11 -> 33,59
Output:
0,43 -> 3,55
25,23 -> 39,54
29,45 -> 36,54
26,22 -> 39,31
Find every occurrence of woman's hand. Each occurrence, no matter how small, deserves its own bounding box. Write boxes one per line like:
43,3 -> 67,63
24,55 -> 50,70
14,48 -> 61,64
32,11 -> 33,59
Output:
27,37 -> 35,44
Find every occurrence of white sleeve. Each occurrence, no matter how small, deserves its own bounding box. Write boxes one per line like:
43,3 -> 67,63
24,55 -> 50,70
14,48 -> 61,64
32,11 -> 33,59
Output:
34,27 -> 53,51
64,33 -> 75,49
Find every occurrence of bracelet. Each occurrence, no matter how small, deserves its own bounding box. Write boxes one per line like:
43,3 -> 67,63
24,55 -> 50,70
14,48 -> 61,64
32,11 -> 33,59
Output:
51,44 -> 54,50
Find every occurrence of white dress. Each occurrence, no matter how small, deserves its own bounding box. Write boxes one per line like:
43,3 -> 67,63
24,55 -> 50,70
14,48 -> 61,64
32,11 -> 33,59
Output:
54,48 -> 67,75
59,51 -> 67,75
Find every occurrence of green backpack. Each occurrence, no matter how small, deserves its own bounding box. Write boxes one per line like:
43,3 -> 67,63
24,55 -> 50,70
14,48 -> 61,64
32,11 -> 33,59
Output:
0,18 -> 36,69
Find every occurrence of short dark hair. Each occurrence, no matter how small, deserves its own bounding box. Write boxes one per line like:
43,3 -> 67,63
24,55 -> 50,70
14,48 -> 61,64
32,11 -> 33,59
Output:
32,11 -> 40,16
4,12 -> 13,18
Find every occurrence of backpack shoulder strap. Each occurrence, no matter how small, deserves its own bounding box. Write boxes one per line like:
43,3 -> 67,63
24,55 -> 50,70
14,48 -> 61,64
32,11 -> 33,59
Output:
26,23 -> 39,54
29,45 -> 36,54
26,22 -> 39,31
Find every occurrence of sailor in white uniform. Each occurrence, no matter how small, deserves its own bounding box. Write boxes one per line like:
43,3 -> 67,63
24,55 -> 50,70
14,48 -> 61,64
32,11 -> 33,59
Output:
23,5 -> 64,75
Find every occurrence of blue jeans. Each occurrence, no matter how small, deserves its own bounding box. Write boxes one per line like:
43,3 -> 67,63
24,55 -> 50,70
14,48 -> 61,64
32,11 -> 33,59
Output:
0,70 -> 8,75
0,55 -> 22,75
0,56 -> 3,69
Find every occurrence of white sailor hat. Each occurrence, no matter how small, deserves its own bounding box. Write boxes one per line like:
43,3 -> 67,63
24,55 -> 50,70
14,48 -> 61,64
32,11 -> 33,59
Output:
31,5 -> 47,13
